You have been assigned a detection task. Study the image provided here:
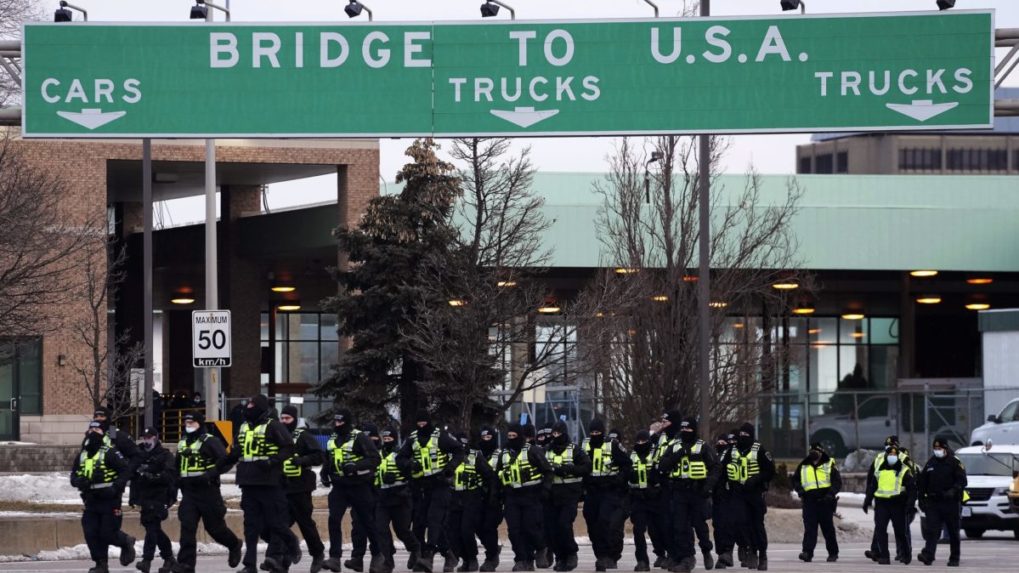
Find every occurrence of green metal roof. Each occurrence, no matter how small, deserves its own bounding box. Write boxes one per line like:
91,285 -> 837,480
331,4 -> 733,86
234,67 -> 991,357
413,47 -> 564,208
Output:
386,173 -> 1019,272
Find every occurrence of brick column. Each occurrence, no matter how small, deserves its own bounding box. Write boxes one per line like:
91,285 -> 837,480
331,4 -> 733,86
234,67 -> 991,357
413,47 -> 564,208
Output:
222,185 -> 263,399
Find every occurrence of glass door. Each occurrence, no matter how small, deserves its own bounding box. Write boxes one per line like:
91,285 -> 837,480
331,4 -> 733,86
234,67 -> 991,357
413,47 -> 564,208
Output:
0,344 -> 18,441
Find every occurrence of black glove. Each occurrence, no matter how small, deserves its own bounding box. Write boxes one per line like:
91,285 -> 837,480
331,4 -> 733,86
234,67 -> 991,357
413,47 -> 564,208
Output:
342,463 -> 357,477
382,472 -> 397,485
863,497 -> 872,514
412,460 -> 424,474
554,466 -> 568,477
562,464 -> 576,475
321,472 -> 332,487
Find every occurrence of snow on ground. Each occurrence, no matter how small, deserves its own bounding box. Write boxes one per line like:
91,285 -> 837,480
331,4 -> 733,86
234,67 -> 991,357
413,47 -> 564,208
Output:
0,474 -> 84,505
1,542 -> 354,563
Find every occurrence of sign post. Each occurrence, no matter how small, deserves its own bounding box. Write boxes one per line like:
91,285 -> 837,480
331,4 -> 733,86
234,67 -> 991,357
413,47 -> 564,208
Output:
22,11 -> 993,138
192,310 -> 232,368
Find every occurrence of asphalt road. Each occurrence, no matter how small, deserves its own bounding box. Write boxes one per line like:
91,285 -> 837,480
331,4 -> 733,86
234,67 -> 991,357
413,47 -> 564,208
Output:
2,539 -> 1017,573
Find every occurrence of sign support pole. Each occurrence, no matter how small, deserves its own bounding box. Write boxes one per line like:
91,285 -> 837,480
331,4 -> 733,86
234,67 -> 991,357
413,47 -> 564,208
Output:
143,138 -> 153,429
698,0 -> 712,440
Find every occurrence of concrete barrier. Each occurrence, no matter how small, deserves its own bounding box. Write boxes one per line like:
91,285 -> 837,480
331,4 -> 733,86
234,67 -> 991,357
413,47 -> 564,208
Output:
0,445 -> 81,473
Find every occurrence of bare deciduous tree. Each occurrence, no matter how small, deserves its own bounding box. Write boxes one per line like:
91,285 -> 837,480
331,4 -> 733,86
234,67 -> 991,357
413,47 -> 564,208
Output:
0,135 -> 100,337
69,243 -> 145,419
0,0 -> 40,106
575,135 -> 809,438
403,138 -> 578,429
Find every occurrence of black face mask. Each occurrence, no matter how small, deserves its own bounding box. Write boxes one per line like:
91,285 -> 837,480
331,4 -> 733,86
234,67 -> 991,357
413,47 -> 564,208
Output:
715,442 -> 729,455
283,420 -> 297,433
507,436 -> 524,451
553,433 -> 569,447
382,440 -> 396,454
334,422 -> 349,437
589,433 -> 605,448
417,423 -> 433,438
85,432 -> 103,454
479,439 -> 496,456
244,407 -> 262,424
680,431 -> 696,444
634,442 -> 652,457
737,435 -> 753,450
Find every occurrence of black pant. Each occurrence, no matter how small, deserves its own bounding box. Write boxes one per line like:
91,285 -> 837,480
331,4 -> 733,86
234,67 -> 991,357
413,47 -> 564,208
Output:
735,491 -> 767,558
922,500 -> 960,562
801,496 -> 838,558
350,503 -> 377,561
670,488 -> 713,561
630,494 -> 668,564
413,483 -> 452,554
328,482 -> 381,559
177,485 -> 240,569
650,488 -> 670,561
712,494 -> 735,556
583,487 -> 625,561
449,491 -> 484,560
478,498 -> 504,561
873,498 -> 909,560
82,497 -> 128,563
544,500 -> 579,563
377,499 -> 420,566
503,489 -> 545,563
241,485 -> 297,566
289,491 -> 326,559
140,503 -> 173,561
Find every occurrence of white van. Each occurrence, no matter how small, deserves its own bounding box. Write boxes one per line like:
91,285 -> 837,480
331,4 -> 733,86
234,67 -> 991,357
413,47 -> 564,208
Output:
954,444 -> 1019,539
971,398 -> 1019,446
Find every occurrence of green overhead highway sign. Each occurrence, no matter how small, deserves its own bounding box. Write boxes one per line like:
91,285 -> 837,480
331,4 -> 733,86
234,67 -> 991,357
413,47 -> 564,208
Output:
21,11 -> 993,138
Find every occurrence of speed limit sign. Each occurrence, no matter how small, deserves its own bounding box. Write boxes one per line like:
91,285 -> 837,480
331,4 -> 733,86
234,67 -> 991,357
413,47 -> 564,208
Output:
192,310 -> 232,368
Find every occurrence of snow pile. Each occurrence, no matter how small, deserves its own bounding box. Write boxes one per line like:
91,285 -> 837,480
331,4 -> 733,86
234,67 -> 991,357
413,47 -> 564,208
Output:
1,541 -> 348,562
841,449 -> 878,473
0,473 -> 84,505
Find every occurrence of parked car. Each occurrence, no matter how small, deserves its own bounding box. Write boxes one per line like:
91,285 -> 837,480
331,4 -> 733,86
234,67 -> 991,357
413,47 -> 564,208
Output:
947,444 -> 1019,539
971,397 -> 1019,446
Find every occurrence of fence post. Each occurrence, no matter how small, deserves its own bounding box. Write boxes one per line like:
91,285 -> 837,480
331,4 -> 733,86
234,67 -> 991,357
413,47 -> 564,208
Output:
852,392 -> 860,451
923,382 -> 930,454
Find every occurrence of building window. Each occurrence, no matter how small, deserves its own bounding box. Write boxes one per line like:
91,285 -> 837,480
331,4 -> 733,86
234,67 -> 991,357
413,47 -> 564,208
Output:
947,148 -> 1008,172
836,151 -> 849,173
0,339 -> 42,416
260,312 -> 339,385
815,154 -> 834,174
899,148 -> 942,171
798,156 -> 812,174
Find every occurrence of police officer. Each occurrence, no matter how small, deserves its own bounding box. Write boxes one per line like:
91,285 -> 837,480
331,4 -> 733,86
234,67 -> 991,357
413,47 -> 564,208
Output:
72,421 -> 136,573
173,412 -> 242,573
544,421 -> 591,572
227,394 -> 300,573
496,423 -> 554,572
476,426 -> 504,573
659,417 -> 718,573
349,423 -> 383,573
917,438 -> 967,567
396,410 -> 464,573
131,427 -> 176,573
279,405 -> 326,573
863,445 -> 916,565
627,431 -> 666,572
536,426 -> 552,449
722,423 -> 775,571
377,426 -> 424,573
92,407 -> 141,468
650,411 -> 682,570
710,433 -> 735,570
869,435 -> 919,563
582,418 -> 631,572
792,444 -> 841,563
448,432 -> 497,572
321,409 -> 385,573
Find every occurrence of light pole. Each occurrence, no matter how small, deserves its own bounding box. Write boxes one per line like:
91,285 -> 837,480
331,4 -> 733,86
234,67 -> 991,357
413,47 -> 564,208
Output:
642,0 -> 659,18
480,1 -> 515,20
54,1 -> 87,22
698,0 -> 712,440
344,1 -> 373,20
780,0 -> 806,14
190,0 -> 230,421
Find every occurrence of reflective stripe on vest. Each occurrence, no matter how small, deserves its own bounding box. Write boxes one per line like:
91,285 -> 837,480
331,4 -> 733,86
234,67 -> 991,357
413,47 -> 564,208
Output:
78,446 -> 117,487
454,451 -> 483,492
800,459 -> 834,491
178,434 -> 216,476
283,428 -> 305,478
240,422 -> 279,462
500,445 -> 543,488
629,451 -> 652,489
327,429 -> 365,475
411,429 -> 448,478
669,440 -> 708,480
376,451 -> 407,489
547,445 -> 583,485
875,465 -> 909,499
726,443 -> 760,484
584,439 -> 619,477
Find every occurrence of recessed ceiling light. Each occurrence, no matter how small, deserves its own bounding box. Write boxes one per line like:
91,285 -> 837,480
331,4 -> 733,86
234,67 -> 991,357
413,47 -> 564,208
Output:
910,270 -> 938,278
965,303 -> 990,311
916,296 -> 942,304
841,313 -> 865,320
966,277 -> 993,285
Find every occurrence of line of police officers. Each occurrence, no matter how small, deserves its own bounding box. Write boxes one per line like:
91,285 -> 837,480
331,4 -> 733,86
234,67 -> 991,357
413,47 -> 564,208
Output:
71,400 -> 969,573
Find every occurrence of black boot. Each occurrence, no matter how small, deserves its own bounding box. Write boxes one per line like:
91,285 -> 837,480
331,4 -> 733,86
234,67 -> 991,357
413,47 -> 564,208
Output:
460,558 -> 480,572
417,551 -> 435,573
369,553 -> 388,573
756,556 -> 767,572
634,561 -> 650,572
444,551 -> 459,573
238,566 -> 259,573
797,553 -> 811,563
345,559 -> 364,572
321,558 -> 343,572
702,550 -> 714,571
745,553 -> 758,570
310,556 -> 325,573
480,547 -> 501,573
90,560 -> 110,573
229,542 -> 244,569
137,559 -> 152,573
158,556 -> 177,573
260,557 -> 286,573
408,551 -> 422,571
120,536 -> 138,566
564,554 -> 578,572
535,549 -> 551,570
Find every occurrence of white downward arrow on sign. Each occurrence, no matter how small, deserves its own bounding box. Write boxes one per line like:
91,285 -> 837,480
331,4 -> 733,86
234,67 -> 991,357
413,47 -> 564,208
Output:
885,100 -> 959,122
490,106 -> 560,129
56,108 -> 127,130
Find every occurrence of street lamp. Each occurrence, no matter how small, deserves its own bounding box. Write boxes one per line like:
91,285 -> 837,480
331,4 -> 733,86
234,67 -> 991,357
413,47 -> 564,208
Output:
644,150 -> 663,203
189,0 -> 230,21
937,0 -> 956,10
642,0 -> 659,17
481,1 -> 515,20
780,0 -> 805,14
54,1 -> 87,22
344,1 -> 373,20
